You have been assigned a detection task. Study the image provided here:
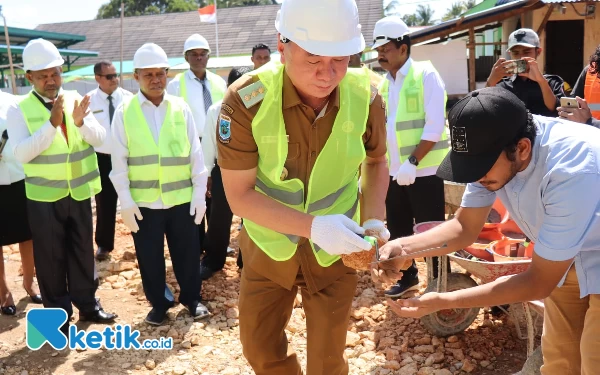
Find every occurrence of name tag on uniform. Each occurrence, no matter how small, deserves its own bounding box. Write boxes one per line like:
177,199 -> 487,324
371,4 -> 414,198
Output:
92,109 -> 104,114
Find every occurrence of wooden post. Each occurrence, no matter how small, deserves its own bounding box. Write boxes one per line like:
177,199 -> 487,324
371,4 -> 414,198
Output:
537,5 -> 554,37
469,28 -> 476,92
520,13 -> 526,27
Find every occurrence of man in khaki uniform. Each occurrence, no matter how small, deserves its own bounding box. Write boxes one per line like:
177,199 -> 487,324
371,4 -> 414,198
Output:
217,0 -> 389,374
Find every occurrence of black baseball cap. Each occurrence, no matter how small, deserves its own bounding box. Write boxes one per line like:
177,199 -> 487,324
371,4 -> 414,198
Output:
436,87 -> 528,183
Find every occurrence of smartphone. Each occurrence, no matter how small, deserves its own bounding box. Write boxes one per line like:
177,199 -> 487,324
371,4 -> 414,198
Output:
506,59 -> 528,74
560,97 -> 579,109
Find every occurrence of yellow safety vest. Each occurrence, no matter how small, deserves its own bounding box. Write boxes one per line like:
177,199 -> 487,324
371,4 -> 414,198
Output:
19,90 -> 101,202
175,71 -> 225,106
123,95 -> 193,206
379,60 -> 449,169
243,62 -> 370,267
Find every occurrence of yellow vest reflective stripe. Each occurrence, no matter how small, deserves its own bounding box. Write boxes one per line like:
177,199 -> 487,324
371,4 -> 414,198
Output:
175,71 -> 225,105
379,60 -> 450,169
19,91 -> 101,202
243,63 -> 370,267
123,95 -> 193,205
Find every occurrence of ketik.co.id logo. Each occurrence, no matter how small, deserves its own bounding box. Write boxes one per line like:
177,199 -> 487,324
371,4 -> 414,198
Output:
26,308 -> 172,350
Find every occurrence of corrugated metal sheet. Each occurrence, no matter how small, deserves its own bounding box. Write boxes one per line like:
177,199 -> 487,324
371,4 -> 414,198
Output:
541,0 -> 598,3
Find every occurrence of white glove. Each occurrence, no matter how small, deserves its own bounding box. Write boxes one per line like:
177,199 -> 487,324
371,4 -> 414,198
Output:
393,160 -> 417,186
310,215 -> 372,255
362,219 -> 390,241
121,204 -> 143,233
190,195 -> 207,225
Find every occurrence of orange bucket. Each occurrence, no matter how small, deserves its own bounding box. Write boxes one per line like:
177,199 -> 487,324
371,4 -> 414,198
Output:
489,239 -> 532,262
483,199 -> 510,230
464,228 -> 504,261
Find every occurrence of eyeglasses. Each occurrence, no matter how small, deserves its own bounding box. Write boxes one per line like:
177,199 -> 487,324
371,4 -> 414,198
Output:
98,74 -> 119,80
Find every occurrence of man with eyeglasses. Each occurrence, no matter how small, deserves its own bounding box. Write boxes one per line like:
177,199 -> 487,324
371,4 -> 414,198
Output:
167,34 -> 226,280
88,60 -> 133,261
372,16 -> 450,298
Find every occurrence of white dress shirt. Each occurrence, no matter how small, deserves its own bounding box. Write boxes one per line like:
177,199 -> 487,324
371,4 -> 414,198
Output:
385,58 -> 447,178
0,92 -> 25,185
167,70 -> 226,139
110,91 -> 208,210
87,86 -> 133,154
201,100 -> 221,174
7,89 -> 106,165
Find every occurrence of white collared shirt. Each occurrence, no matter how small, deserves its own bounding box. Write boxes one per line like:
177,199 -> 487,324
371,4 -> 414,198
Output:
7,88 -> 106,165
109,91 -> 208,210
167,69 -> 226,138
201,100 -> 221,174
0,92 -> 24,185
384,57 -> 447,178
87,86 -> 133,154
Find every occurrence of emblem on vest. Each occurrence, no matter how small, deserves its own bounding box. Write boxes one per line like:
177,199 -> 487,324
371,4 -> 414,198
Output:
218,114 -> 232,144
342,121 -> 355,133
451,126 -> 468,152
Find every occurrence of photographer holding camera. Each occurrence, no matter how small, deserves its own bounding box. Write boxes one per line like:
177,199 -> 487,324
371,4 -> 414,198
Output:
486,28 -> 564,117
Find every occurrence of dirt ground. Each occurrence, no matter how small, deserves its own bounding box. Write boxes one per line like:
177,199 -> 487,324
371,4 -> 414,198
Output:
0,214 -> 534,375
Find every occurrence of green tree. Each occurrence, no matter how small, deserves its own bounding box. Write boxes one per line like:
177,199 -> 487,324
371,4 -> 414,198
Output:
97,0 -> 278,19
464,0 -> 478,10
401,14 -> 419,27
442,2 -> 465,21
415,4 -> 435,26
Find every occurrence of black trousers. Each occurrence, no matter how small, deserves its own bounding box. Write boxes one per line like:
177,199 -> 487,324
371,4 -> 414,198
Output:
132,203 -> 201,310
202,166 -> 234,271
385,175 -> 446,280
27,196 -> 99,318
95,152 -> 118,251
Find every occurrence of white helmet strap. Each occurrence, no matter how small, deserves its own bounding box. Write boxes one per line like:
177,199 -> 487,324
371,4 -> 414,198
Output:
373,35 -> 406,45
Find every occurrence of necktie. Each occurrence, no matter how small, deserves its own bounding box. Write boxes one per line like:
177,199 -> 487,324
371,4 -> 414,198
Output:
198,78 -> 213,114
108,94 -> 115,124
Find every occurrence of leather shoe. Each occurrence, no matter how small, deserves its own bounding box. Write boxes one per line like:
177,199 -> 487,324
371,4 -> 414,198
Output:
198,264 -> 214,280
23,287 -> 43,304
145,308 -> 167,326
95,247 -> 112,261
79,309 -> 117,323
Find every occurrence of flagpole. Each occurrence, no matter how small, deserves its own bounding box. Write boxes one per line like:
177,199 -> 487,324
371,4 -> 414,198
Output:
214,1 -> 219,58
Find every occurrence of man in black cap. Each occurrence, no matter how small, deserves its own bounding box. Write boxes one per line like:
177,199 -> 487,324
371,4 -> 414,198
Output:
373,87 -> 600,374
486,28 -> 564,117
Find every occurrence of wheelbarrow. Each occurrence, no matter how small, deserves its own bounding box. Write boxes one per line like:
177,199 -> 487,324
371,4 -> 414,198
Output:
414,222 -> 539,356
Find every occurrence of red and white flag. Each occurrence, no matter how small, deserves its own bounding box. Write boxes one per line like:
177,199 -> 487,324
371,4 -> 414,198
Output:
198,4 -> 216,23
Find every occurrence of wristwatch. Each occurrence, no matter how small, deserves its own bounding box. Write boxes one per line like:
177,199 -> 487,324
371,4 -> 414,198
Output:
408,155 -> 419,167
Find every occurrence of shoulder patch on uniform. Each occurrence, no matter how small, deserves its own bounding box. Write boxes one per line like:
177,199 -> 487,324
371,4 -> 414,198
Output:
238,81 -> 266,109
218,114 -> 232,144
370,85 -> 378,105
221,103 -> 234,115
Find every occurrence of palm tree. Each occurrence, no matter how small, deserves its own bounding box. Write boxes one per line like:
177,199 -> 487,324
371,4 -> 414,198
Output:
384,0 -> 401,17
415,4 -> 436,26
464,0 -> 478,10
401,13 -> 419,27
442,2 -> 465,21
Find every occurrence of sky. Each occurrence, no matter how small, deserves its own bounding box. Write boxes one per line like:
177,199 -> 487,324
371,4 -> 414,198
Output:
1,0 -> 460,29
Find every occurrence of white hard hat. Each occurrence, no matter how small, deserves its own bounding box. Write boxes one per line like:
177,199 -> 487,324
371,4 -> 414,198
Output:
184,34 -> 211,54
23,38 -> 64,72
275,0 -> 365,57
372,16 -> 410,49
133,43 -> 170,69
